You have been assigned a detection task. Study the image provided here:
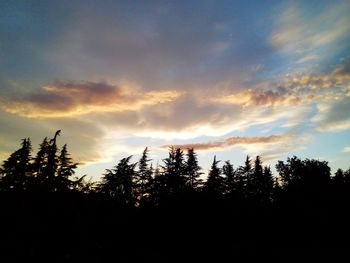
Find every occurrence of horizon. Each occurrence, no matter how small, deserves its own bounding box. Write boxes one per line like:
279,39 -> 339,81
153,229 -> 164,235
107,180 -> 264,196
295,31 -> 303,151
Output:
1,0 -> 350,180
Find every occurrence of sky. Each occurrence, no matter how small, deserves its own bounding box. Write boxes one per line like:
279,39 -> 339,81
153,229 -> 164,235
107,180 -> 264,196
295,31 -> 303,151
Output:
0,0 -> 350,180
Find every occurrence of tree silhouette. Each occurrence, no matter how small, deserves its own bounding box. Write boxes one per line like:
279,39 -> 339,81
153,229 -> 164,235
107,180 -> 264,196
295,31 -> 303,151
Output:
0,132 -> 350,261
276,156 -> 331,191
302,158 -> 331,188
333,169 -> 345,186
222,160 -> 236,194
32,137 -> 49,184
45,130 -> 61,190
0,138 -> 32,190
184,148 -> 203,190
205,156 -> 223,195
236,155 -> 252,198
276,156 -> 303,188
56,144 -> 78,191
162,147 -> 186,195
261,166 -> 274,202
248,156 -> 274,201
248,155 -> 263,197
99,156 -> 136,205
149,162 -> 166,205
135,147 -> 153,205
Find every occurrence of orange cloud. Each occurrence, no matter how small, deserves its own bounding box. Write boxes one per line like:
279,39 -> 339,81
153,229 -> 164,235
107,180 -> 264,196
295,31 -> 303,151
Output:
213,65 -> 350,107
0,81 -> 182,118
213,88 -> 301,106
161,135 -> 284,151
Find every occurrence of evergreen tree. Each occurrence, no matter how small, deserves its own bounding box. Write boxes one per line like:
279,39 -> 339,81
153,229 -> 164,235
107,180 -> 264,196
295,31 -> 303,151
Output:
184,148 -> 203,190
149,162 -> 167,205
174,148 -> 185,177
222,160 -> 235,194
99,156 -> 136,205
162,147 -> 176,175
242,155 -> 252,175
56,144 -> 78,191
261,166 -> 274,202
162,147 -> 185,195
46,130 -> 61,189
32,137 -> 49,180
154,162 -> 160,178
99,169 -> 115,196
135,147 -> 153,204
253,156 -> 263,180
249,155 -> 264,197
236,155 -> 252,197
0,138 -> 32,190
73,175 -> 94,193
205,156 -> 223,195
272,177 -> 282,201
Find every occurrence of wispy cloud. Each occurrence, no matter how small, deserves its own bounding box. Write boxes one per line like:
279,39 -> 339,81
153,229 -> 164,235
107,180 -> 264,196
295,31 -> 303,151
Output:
2,60 -> 349,140
0,81 -> 182,118
213,63 -> 350,107
313,97 -> 350,132
270,2 -> 350,64
161,135 -> 285,151
160,133 -> 307,163
213,87 -> 302,107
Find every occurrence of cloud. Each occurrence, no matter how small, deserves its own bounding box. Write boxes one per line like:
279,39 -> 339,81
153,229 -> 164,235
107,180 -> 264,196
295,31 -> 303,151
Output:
313,97 -> 350,132
3,60 -> 349,141
160,133 -> 308,163
344,147 -> 350,153
92,91 -> 314,141
213,87 -> 301,107
270,2 -> 350,64
161,135 -> 285,151
213,63 -> 350,108
0,81 -> 181,118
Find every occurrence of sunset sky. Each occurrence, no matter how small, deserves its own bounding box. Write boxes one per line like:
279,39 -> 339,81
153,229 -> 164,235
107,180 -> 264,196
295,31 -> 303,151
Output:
1,0 -> 349,180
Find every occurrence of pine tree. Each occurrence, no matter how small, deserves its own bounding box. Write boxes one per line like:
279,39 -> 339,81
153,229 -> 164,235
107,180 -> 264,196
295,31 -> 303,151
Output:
0,138 -> 32,190
272,177 -> 282,201
162,147 -> 186,195
32,137 -> 49,180
46,130 -> 61,189
99,169 -> 116,196
56,144 -> 78,191
149,162 -> 166,206
236,155 -> 252,197
99,156 -> 136,205
184,148 -> 203,190
205,156 -> 223,195
249,155 -> 263,197
261,166 -> 274,202
222,160 -> 235,194
162,147 -> 176,176
135,147 -> 153,204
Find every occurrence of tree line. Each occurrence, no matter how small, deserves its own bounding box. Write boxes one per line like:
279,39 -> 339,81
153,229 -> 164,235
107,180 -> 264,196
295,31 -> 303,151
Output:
1,130 -> 350,207
1,131 -> 350,262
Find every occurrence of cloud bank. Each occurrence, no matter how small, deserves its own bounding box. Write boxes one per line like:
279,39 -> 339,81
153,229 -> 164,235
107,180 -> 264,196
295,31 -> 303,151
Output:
1,81 -> 181,118
162,135 -> 285,151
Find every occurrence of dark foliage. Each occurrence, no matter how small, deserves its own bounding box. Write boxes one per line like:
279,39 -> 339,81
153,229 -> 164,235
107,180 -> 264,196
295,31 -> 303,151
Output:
1,132 -> 350,262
